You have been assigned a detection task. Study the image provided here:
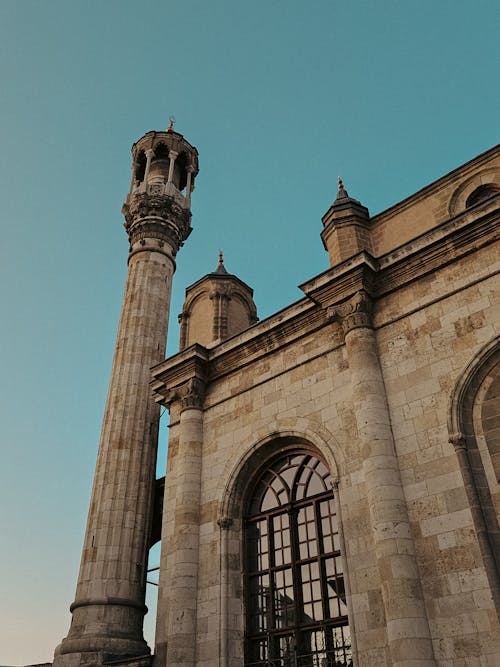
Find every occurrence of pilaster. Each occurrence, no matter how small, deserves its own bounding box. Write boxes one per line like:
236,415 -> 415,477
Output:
151,347 -> 209,667
330,290 -> 436,665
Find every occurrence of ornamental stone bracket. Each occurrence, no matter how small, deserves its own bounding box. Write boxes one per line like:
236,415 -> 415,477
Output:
150,343 -> 209,411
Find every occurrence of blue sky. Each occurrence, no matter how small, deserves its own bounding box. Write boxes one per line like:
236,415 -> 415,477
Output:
0,0 -> 498,663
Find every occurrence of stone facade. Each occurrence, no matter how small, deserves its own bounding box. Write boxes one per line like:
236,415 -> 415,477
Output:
152,145 -> 500,666
54,136 -> 500,667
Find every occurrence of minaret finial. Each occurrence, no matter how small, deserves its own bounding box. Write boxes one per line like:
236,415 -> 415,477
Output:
218,249 -> 224,267
167,115 -> 176,132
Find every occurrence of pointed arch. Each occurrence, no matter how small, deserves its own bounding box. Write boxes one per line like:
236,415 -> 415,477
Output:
448,335 -> 500,617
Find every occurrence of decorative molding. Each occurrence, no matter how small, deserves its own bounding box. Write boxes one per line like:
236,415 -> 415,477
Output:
152,212 -> 499,395
301,252 -> 378,311
449,432 -> 467,451
153,376 -> 206,411
122,191 -> 192,254
151,344 -> 209,408
327,290 -> 373,333
217,516 -> 233,530
209,285 -> 233,300
179,377 -> 206,411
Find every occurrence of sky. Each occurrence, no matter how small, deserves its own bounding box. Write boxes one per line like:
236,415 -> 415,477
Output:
0,0 -> 498,663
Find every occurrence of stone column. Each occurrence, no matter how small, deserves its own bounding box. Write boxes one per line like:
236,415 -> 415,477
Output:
164,378 -> 205,667
217,516 -> 233,667
144,149 -> 155,183
185,166 -> 194,206
332,291 -> 435,666
54,183 -> 193,667
167,150 -> 178,183
178,311 -> 189,350
129,161 -> 138,195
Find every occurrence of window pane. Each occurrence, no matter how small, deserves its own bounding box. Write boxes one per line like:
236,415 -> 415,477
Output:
245,451 -> 350,666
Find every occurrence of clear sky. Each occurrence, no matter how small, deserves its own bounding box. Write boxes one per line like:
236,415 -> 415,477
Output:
0,0 -> 498,663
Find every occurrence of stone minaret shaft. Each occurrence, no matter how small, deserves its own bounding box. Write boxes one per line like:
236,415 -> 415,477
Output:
54,128 -> 199,666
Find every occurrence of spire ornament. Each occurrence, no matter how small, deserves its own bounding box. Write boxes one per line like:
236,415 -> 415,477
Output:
336,176 -> 349,200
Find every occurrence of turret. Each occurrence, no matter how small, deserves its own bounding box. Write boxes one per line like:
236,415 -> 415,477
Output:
321,177 -> 371,266
179,251 -> 257,349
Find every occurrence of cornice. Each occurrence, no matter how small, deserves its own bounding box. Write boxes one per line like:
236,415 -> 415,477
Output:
208,301 -> 327,381
376,204 -> 499,297
151,344 -> 209,408
300,251 -> 378,311
152,203 -> 499,394
371,144 -> 500,225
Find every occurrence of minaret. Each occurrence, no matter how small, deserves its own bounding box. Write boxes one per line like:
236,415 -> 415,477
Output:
53,123 -> 199,667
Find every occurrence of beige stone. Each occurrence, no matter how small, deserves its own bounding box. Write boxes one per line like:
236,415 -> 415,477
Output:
54,137 -> 500,666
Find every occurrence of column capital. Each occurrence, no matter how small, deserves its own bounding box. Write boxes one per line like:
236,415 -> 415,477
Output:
327,289 -> 373,334
217,516 -> 233,530
145,148 -> 155,159
168,149 -> 179,159
151,344 -> 209,410
156,376 -> 206,412
449,432 -> 467,450
179,377 -> 205,411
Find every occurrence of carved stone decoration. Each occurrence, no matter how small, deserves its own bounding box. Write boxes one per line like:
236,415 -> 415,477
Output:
449,432 -> 467,450
157,377 -> 206,412
122,191 -> 192,255
217,516 -> 233,530
327,289 -> 373,334
209,284 -> 233,301
161,387 -> 181,409
179,377 -> 206,411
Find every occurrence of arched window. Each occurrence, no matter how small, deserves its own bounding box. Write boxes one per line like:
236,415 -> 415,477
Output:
244,451 -> 352,667
465,184 -> 500,208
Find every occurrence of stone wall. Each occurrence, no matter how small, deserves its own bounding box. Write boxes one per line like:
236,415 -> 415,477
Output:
152,147 -> 500,666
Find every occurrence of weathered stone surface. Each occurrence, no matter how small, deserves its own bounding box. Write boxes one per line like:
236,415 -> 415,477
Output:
56,141 -> 500,666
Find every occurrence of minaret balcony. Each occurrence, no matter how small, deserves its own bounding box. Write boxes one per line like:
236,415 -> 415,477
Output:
125,180 -> 189,208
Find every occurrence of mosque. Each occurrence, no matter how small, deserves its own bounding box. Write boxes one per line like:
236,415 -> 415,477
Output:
52,125 -> 500,666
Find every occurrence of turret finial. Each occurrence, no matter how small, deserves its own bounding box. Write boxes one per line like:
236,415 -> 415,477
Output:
214,249 -> 228,274
167,116 -> 176,132
336,175 -> 349,200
